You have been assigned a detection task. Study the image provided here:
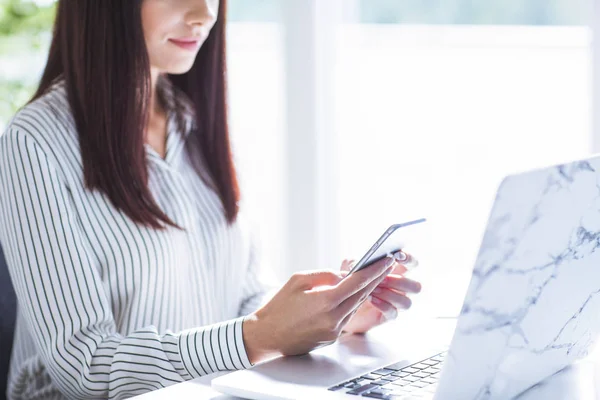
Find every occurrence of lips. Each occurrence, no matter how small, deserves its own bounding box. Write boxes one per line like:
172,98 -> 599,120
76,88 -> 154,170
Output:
168,38 -> 200,51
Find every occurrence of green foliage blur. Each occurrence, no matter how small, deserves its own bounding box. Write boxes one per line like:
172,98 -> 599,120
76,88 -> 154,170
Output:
0,0 -> 56,128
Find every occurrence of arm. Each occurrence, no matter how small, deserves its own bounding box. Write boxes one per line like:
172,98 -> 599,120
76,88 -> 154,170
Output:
0,128 -> 253,400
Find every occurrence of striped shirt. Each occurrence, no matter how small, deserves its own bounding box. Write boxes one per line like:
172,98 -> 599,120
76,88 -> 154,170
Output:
0,75 -> 270,399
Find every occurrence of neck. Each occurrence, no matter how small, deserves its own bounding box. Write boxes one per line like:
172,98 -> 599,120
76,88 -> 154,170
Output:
145,68 -> 169,157
149,68 -> 164,120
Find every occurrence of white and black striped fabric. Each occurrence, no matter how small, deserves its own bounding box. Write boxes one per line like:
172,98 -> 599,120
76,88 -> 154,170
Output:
0,75 -> 270,399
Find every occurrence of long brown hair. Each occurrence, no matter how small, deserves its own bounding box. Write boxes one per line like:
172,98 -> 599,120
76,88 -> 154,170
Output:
29,0 -> 239,229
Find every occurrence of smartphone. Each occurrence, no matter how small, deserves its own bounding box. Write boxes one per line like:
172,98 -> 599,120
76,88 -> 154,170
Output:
345,218 -> 426,277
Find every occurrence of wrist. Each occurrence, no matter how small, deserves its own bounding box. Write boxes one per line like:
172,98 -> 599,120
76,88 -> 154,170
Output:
242,312 -> 280,365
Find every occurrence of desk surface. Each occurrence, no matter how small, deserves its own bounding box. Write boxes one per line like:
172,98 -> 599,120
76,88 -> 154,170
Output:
134,318 -> 600,400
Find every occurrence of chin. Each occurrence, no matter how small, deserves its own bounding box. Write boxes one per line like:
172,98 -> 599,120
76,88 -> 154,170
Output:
165,63 -> 196,75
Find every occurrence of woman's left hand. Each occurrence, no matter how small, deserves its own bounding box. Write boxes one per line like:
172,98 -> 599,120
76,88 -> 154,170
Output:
340,254 -> 422,334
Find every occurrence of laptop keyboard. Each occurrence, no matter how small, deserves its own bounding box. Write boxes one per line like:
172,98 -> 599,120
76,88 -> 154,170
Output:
327,351 -> 446,399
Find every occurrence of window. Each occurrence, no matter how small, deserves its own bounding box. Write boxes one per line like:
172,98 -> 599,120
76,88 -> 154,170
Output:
335,1 -> 592,317
357,0 -> 588,25
226,2 -> 286,284
228,0 -> 280,22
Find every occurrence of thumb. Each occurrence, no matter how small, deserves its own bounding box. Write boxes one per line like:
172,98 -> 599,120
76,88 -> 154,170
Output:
340,259 -> 356,272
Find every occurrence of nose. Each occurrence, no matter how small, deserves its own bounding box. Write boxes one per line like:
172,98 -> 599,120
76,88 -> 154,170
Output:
185,0 -> 218,27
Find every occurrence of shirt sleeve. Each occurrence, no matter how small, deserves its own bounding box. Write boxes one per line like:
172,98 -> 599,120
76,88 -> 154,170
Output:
237,225 -> 277,318
0,127 -> 254,400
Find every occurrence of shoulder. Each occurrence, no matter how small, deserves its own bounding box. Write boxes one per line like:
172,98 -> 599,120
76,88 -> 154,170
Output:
1,79 -> 81,173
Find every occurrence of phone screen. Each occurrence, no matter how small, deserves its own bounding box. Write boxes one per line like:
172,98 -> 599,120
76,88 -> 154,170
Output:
346,218 -> 426,276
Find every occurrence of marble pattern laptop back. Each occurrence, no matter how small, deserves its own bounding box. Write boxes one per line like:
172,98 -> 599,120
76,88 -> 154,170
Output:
436,158 -> 600,400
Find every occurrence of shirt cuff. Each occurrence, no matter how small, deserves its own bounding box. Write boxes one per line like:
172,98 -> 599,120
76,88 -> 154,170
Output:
177,316 -> 253,379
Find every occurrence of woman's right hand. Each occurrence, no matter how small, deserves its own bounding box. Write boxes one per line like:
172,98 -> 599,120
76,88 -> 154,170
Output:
242,256 -> 398,364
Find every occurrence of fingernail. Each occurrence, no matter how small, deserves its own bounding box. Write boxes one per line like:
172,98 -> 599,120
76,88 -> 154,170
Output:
394,251 -> 407,262
370,296 -> 381,305
387,309 -> 398,320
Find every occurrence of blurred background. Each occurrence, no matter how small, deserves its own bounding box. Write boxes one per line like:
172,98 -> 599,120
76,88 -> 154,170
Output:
0,0 -> 593,317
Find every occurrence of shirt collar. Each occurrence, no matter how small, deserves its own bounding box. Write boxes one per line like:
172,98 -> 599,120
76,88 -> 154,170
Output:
49,75 -> 195,165
152,75 -> 197,164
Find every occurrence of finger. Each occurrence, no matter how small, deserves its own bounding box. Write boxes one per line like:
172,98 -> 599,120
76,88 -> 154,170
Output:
330,256 -> 396,304
333,267 -> 392,320
378,275 -> 422,294
371,287 -> 413,310
389,263 -> 408,275
338,307 -> 358,331
369,295 -> 399,321
339,264 -> 357,279
292,269 -> 343,291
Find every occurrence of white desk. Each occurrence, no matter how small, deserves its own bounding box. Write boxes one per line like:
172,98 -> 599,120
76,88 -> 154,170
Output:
134,318 -> 599,400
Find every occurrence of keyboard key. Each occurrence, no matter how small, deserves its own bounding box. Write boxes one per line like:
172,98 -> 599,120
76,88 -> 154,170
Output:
389,386 -> 410,393
328,384 -> 346,391
381,376 -> 398,382
362,392 -> 390,399
421,377 -> 438,384
422,367 -> 439,374
390,379 -> 413,386
405,393 -> 428,399
385,361 -> 409,371
388,391 -> 408,398
372,379 -> 390,386
431,355 -> 445,362
409,382 -> 429,389
391,371 -> 410,378
371,388 -> 392,394
363,374 -> 382,380
401,367 -> 420,374
412,363 -> 431,370
388,392 -> 411,399
403,376 -> 420,382
420,359 -> 439,366
356,378 -> 373,385
373,368 -> 396,376
347,383 -> 379,395
423,385 -> 438,393
345,382 -> 363,389
412,372 -> 430,378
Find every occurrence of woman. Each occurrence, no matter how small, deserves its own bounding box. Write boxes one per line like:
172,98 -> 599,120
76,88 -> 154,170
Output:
0,0 -> 422,399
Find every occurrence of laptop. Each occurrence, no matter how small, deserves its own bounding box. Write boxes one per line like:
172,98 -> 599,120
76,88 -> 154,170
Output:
213,156 -> 600,399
